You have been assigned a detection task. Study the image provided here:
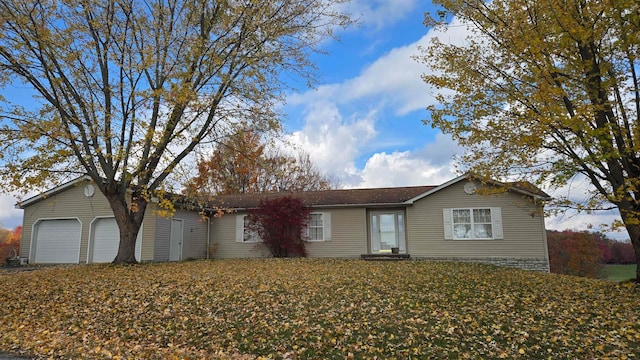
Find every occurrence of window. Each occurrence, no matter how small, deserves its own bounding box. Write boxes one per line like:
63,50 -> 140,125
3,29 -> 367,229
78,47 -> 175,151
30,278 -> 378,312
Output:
304,212 -> 331,242
306,213 -> 324,241
443,208 -> 503,240
236,215 -> 261,243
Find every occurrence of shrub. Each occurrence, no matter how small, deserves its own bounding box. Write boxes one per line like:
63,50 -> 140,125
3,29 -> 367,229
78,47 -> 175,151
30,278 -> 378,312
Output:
247,196 -> 310,257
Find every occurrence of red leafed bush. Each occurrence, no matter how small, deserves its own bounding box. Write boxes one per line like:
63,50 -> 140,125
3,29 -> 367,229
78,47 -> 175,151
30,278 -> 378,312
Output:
247,196 -> 310,258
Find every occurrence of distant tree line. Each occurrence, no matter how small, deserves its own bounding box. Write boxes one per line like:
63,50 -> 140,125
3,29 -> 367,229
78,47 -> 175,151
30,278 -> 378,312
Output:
547,230 -> 636,278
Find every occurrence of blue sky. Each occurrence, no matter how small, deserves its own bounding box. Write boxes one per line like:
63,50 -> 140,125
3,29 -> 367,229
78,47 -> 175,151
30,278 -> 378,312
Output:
0,0 -> 627,240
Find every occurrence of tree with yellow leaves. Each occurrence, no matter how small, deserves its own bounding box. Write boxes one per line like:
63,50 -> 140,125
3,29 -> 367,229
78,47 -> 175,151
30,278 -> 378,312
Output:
418,0 -> 640,280
0,0 -> 350,263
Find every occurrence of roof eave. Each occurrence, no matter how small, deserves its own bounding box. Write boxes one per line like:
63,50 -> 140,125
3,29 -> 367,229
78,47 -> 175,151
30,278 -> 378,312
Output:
206,202 -> 412,212
16,175 -> 92,209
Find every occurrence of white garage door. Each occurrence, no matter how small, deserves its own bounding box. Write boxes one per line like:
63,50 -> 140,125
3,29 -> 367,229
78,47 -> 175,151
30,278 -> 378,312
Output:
91,218 -> 141,263
34,219 -> 81,263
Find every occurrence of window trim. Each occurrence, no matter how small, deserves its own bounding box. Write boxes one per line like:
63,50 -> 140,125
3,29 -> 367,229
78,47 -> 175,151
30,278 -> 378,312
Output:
443,207 -> 503,240
306,212 -> 325,242
304,212 -> 331,242
235,214 -> 262,243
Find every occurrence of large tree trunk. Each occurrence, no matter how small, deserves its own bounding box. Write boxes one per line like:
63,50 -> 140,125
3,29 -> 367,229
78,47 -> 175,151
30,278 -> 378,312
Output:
618,202 -> 640,281
104,191 -> 148,264
624,224 -> 640,282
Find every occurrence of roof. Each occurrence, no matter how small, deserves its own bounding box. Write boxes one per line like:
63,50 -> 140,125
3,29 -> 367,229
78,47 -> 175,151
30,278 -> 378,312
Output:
210,185 -> 437,209
16,173 -> 551,211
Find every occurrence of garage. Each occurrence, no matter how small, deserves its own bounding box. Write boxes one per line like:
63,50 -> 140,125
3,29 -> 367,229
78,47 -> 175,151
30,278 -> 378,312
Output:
33,219 -> 82,263
89,217 -> 141,263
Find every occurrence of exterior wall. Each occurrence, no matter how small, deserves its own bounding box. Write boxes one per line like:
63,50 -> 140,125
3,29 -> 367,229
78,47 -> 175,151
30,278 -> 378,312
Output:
21,181 -> 113,263
209,211 -> 271,258
152,209 -> 209,261
177,210 -> 208,260
305,208 -> 366,258
20,181 -> 170,263
153,213 -> 171,261
209,208 -> 368,258
406,180 -> 549,271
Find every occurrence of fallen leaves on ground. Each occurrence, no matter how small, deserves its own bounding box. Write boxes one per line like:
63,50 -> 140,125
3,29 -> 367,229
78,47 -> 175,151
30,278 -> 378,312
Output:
1,259 -> 638,359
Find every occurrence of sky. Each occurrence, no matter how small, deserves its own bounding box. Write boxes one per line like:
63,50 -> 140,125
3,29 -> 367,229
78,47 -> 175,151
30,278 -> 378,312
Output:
0,0 -> 629,240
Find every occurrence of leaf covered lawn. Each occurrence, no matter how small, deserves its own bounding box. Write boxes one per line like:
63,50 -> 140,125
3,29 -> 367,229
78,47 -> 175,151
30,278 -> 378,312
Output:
1,259 -> 639,359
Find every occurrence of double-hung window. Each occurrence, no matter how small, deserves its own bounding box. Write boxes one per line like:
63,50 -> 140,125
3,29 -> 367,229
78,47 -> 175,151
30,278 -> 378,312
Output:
305,212 -> 331,242
443,208 -> 503,240
306,213 -> 324,241
235,215 -> 261,243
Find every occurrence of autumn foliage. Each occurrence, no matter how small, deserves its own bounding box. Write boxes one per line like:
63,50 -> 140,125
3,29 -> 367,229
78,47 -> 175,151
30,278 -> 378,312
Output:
184,130 -> 334,197
1,260 -> 639,358
547,230 -> 636,278
0,226 -> 22,265
247,197 -> 310,257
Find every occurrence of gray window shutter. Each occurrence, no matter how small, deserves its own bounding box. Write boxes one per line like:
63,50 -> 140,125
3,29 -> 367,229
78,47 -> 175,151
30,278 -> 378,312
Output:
235,215 -> 245,242
323,212 -> 332,241
443,209 -> 453,239
491,207 -> 503,239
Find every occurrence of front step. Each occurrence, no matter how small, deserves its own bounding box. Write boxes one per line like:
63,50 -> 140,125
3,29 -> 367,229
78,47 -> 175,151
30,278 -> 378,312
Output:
360,253 -> 411,261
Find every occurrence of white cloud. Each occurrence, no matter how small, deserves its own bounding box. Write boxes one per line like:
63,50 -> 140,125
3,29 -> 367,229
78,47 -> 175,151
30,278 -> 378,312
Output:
341,0 -> 418,30
286,101 -> 377,179
357,133 -> 461,188
289,35 -> 432,115
289,16 -> 477,117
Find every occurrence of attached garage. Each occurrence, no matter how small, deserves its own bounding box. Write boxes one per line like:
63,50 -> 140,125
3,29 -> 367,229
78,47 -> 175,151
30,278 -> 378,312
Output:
32,219 -> 82,264
88,217 -> 141,263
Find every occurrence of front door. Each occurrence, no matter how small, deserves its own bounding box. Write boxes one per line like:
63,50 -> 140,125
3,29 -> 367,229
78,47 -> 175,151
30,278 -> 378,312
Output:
169,219 -> 183,261
370,211 -> 406,253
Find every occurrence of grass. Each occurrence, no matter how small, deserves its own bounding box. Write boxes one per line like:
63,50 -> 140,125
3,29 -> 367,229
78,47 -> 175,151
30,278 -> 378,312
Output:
605,264 -> 637,282
1,259 -> 639,359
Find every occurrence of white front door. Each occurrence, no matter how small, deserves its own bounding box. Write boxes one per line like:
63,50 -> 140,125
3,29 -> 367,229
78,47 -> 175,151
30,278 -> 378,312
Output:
169,219 -> 183,261
370,211 -> 406,253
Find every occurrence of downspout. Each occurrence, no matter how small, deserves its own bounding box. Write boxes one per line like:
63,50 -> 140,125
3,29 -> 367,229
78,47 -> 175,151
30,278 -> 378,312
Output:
206,214 -> 211,259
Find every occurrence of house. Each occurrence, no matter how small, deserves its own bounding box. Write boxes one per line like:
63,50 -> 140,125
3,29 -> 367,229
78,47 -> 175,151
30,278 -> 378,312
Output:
16,174 -> 551,271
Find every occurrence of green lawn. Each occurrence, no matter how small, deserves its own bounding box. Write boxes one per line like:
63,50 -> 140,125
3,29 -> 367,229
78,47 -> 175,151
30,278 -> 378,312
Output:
1,259 -> 639,359
605,264 -> 637,282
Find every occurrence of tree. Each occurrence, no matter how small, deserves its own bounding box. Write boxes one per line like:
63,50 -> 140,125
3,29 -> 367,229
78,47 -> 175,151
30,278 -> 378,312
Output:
184,129 -> 335,197
0,226 -> 21,265
547,230 -> 603,278
418,0 -> 640,280
0,0 -> 350,263
247,196 -> 310,257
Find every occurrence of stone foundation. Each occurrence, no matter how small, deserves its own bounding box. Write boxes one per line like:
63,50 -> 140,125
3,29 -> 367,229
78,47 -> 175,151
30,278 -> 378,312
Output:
414,257 -> 550,272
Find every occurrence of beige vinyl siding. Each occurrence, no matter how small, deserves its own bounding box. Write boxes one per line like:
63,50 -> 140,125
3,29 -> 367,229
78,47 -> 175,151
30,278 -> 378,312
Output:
209,212 -> 271,258
151,210 -> 208,261
140,206 -> 156,262
406,181 -> 547,258
153,215 -> 171,261
305,208 -> 367,258
21,181 -> 164,263
177,210 -> 208,260
21,182 -> 113,263
210,208 -> 367,258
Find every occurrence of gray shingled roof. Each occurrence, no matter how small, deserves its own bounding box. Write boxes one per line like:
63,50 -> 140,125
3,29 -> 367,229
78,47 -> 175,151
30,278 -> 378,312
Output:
210,185 -> 436,209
